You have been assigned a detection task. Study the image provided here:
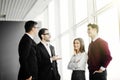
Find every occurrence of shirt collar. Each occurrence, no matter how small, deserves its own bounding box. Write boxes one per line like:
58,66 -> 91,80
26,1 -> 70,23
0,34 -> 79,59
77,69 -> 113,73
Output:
41,41 -> 50,47
26,33 -> 34,39
92,35 -> 99,42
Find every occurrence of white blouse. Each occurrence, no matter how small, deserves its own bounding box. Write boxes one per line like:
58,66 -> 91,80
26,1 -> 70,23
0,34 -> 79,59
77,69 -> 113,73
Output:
68,52 -> 88,70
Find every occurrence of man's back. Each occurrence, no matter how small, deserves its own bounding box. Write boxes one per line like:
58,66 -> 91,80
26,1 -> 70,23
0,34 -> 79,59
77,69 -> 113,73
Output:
18,34 -> 38,80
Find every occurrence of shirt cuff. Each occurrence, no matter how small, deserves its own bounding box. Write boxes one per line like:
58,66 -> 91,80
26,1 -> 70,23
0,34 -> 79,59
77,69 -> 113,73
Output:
100,66 -> 106,71
50,58 -> 53,63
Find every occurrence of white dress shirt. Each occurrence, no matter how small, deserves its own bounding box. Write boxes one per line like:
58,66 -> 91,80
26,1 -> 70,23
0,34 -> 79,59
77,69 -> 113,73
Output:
41,41 -> 52,57
26,33 -> 34,40
68,52 -> 88,71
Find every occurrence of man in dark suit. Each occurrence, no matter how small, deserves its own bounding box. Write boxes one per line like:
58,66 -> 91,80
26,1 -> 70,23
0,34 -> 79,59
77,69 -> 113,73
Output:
87,23 -> 112,80
37,28 -> 61,80
18,20 -> 39,80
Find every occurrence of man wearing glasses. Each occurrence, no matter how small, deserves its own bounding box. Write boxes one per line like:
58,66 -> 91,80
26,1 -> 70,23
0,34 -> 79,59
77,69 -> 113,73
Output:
36,28 -> 61,80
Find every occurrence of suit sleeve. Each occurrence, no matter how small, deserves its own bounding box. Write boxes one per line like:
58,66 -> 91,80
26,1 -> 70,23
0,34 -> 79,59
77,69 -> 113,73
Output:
51,46 -> 60,80
19,39 -> 32,78
36,46 -> 41,63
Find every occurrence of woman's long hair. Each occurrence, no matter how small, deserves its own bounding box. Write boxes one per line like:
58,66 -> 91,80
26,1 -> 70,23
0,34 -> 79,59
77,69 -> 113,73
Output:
73,38 -> 85,53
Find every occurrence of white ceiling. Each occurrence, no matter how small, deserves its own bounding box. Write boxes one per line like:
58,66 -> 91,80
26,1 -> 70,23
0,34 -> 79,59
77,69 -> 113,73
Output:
0,0 -> 51,21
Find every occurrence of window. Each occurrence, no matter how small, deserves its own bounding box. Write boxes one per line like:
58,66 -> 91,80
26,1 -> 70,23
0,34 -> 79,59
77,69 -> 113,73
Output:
75,23 -> 89,51
34,9 -> 48,28
61,33 -> 71,80
75,0 -> 87,24
60,0 -> 69,33
97,6 -> 120,80
46,0 -> 120,80
96,0 -> 113,10
48,0 -> 56,40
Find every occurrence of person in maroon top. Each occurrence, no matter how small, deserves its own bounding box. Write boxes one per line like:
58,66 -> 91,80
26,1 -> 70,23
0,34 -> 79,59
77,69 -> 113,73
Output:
87,23 -> 112,80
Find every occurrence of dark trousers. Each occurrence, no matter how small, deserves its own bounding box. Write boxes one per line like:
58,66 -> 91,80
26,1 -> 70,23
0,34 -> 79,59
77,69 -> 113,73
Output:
38,69 -> 57,80
71,70 -> 85,80
89,70 -> 107,80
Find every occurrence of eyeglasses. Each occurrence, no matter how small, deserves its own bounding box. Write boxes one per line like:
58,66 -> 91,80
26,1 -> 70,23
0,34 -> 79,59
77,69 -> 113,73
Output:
43,33 -> 50,35
34,27 -> 40,29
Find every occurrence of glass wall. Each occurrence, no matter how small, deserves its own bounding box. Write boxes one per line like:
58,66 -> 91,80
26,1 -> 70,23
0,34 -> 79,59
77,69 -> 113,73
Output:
61,33 -> 71,80
60,0 -> 69,34
96,0 -> 113,10
97,5 -> 120,80
75,23 -> 89,51
75,0 -> 87,24
34,0 -> 120,80
48,0 -> 56,40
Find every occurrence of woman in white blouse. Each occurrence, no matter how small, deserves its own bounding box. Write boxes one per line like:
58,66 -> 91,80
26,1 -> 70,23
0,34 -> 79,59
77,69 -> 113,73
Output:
68,38 -> 88,80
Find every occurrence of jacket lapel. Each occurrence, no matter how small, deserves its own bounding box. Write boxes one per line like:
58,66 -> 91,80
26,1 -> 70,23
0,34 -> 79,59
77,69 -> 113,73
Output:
49,45 -> 55,57
40,42 -> 51,58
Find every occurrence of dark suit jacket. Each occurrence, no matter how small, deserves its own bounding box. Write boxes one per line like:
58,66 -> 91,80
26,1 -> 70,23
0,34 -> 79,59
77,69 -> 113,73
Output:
18,34 -> 38,80
37,42 -> 60,80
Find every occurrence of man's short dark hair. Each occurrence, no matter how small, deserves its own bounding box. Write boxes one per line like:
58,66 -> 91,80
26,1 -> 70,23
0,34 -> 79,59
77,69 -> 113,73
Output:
87,23 -> 99,33
38,28 -> 48,40
24,20 -> 37,32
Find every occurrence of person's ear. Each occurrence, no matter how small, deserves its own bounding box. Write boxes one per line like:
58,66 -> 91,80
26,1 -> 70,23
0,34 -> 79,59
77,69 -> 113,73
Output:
41,34 -> 44,38
31,27 -> 35,31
